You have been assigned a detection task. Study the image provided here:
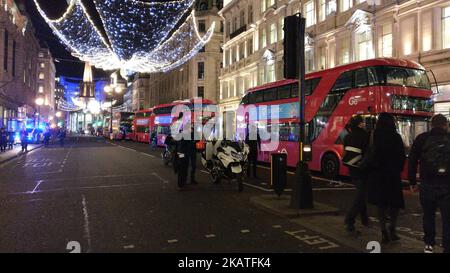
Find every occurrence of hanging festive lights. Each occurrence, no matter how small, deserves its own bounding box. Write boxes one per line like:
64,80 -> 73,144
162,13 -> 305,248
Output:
33,0 -> 214,73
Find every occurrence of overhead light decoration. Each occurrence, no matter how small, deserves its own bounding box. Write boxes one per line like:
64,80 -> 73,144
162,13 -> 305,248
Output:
33,0 -> 214,73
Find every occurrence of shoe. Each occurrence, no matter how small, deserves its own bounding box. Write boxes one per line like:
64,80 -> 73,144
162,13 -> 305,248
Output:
424,245 -> 434,253
381,230 -> 390,244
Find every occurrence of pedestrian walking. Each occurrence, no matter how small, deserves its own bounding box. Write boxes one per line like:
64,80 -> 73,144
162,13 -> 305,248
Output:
0,128 -> 7,152
409,114 -> 450,253
44,128 -> 51,147
363,113 -> 406,244
186,125 -> 198,185
343,115 -> 370,234
7,130 -> 14,150
20,128 -> 28,152
58,128 -> 66,147
245,124 -> 261,179
150,128 -> 157,151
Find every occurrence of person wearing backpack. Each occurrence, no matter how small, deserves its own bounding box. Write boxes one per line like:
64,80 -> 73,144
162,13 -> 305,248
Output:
409,114 -> 450,253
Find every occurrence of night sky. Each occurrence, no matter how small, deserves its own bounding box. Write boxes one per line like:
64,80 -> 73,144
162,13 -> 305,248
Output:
19,0 -> 111,78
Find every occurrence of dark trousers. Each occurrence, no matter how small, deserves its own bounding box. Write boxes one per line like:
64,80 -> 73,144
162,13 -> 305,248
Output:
177,156 -> 188,188
345,178 -> 368,228
247,153 -> 257,178
21,142 -> 28,152
420,185 -> 450,253
187,152 -> 197,183
377,207 -> 399,233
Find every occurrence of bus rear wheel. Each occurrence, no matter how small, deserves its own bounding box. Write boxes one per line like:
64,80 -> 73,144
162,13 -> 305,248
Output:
321,153 -> 340,180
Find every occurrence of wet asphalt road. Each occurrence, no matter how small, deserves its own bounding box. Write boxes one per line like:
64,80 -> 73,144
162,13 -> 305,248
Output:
0,136 -> 440,252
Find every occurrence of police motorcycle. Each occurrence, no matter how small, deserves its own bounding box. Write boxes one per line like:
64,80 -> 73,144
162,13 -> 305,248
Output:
201,139 -> 250,192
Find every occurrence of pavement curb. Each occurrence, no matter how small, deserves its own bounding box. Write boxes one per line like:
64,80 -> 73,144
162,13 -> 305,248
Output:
249,194 -> 340,218
0,145 -> 43,165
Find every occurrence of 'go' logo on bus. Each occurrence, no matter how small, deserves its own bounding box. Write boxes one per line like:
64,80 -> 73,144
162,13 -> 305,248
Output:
349,96 -> 359,106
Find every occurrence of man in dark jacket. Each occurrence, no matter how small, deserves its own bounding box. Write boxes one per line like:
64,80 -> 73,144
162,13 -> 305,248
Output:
245,124 -> 261,179
343,115 -> 370,234
409,114 -> 450,253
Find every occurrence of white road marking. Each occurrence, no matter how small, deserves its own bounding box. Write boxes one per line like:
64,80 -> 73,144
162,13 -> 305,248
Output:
205,234 -> 216,238
240,229 -> 250,233
200,170 -> 209,174
167,239 -> 178,243
152,172 -> 169,184
141,152 -> 155,158
81,194 -> 92,253
9,182 -> 159,196
118,146 -> 137,152
272,225 -> 282,229
30,180 -> 44,194
123,245 -> 135,249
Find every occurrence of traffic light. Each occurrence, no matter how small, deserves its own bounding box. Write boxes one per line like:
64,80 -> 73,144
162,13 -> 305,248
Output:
283,15 -> 306,80
283,15 -> 300,79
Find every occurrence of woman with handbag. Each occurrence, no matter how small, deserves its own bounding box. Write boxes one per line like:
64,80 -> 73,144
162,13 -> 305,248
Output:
363,113 -> 406,244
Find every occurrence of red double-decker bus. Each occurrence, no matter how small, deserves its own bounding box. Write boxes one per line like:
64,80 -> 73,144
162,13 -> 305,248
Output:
238,58 -> 434,179
152,98 -> 215,147
133,108 -> 153,143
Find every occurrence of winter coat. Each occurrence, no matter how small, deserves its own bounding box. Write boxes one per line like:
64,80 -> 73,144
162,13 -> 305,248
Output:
343,127 -> 369,178
367,128 -> 406,209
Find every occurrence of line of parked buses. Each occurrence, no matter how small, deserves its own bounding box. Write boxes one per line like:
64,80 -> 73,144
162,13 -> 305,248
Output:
105,58 -> 435,180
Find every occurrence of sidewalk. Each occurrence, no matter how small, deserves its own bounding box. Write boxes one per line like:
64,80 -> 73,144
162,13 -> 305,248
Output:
251,194 -> 433,253
0,144 -> 42,164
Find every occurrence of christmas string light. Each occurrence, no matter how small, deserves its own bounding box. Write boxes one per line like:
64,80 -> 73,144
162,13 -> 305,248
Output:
33,0 -> 213,73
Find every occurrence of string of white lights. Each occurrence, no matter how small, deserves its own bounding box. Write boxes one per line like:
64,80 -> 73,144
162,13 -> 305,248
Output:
33,0 -> 213,73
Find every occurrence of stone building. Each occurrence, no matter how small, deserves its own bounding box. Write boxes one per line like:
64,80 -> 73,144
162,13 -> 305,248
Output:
219,0 -> 450,124
36,45 -> 56,122
132,0 -> 224,110
0,0 -> 55,128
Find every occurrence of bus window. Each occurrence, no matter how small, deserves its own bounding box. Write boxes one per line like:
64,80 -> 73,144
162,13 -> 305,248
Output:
291,84 -> 298,98
248,92 -> 256,104
331,71 -> 353,93
241,94 -> 249,104
367,67 -> 379,86
278,85 -> 291,99
355,68 -> 368,88
263,88 -> 277,102
386,67 -> 408,86
255,91 -> 264,103
306,78 -> 321,95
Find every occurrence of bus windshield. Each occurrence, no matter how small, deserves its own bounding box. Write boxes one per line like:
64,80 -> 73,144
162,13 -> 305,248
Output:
381,66 -> 431,90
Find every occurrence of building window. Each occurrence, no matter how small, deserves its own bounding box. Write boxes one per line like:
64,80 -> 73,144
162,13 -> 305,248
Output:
40,62 -> 45,68
239,42 -> 245,59
240,10 -> 245,28
197,62 -> 204,79
198,20 -> 206,32
357,31 -> 372,61
232,46 -> 237,62
262,28 -> 267,48
319,0 -> 327,22
4,30 -> 8,71
225,49 -> 230,66
38,84 -> 44,93
233,17 -> 237,32
247,38 -> 253,56
306,49 -> 314,73
197,86 -> 204,98
340,0 -> 352,12
339,39 -> 350,64
279,17 -> 285,40
270,23 -> 277,44
39,72 -> 45,80
319,46 -> 327,70
380,24 -> 393,57
305,1 -> 315,27
443,6 -> 450,49
248,5 -> 253,24
226,21 -> 231,37
267,63 -> 275,83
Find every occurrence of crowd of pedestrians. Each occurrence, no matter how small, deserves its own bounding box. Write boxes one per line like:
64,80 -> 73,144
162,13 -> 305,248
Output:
343,113 -> 449,253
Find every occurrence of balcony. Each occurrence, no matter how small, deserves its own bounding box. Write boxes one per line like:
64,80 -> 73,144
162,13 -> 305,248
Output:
230,25 -> 247,40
